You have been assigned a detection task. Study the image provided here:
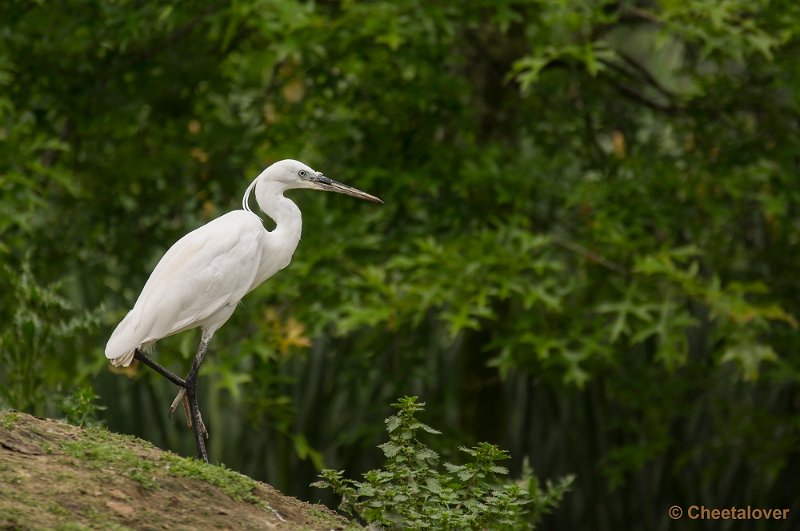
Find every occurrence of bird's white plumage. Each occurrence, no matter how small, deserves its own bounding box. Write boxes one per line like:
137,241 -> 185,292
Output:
105,211 -> 265,365
105,158 -> 381,368
105,160 -> 311,366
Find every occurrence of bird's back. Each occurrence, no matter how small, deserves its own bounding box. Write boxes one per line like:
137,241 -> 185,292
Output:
105,211 -> 266,366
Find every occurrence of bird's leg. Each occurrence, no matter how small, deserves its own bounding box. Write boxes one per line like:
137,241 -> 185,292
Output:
183,332 -> 211,462
134,349 -> 186,388
133,348 -> 208,437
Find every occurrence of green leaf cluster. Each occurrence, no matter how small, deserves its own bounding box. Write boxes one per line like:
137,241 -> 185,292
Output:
0,262 -> 101,416
313,397 -> 572,530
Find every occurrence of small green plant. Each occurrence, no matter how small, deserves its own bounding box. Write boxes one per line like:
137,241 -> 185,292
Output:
0,410 -> 20,430
0,262 -> 100,415
312,396 -> 573,530
59,385 -> 106,427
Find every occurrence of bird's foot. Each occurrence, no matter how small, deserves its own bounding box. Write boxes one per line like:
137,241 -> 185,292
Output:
169,389 -> 208,439
169,389 -> 187,424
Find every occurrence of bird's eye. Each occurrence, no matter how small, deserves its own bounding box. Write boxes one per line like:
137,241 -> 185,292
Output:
298,170 -> 307,177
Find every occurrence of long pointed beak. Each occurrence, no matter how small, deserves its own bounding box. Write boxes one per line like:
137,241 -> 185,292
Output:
308,174 -> 383,204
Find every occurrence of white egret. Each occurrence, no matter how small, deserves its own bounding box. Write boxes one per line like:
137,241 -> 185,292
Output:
105,159 -> 382,462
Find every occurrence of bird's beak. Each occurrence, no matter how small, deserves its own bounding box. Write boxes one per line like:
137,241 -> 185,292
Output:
306,174 -> 383,204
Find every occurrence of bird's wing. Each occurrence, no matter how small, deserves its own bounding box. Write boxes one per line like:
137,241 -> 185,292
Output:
106,211 -> 265,359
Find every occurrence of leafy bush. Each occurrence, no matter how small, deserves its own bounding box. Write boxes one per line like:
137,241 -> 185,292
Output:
313,397 -> 572,529
60,385 -> 106,427
0,262 -> 100,416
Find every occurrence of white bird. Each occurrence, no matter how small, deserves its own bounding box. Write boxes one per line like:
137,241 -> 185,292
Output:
105,159 -> 382,461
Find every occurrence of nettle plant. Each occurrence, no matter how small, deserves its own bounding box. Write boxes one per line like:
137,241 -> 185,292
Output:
313,397 -> 572,530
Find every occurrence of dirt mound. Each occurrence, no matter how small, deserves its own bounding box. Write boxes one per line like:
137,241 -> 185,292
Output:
0,411 -> 352,529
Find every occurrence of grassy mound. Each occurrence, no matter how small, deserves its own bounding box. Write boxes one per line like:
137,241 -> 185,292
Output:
0,410 -> 351,529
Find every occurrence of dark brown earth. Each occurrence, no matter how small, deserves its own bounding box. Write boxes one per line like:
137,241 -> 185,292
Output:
0,411 -> 353,530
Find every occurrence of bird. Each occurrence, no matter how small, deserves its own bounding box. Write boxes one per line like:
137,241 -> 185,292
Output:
105,159 -> 382,462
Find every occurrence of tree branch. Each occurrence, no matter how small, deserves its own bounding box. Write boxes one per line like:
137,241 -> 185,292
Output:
550,235 -> 629,276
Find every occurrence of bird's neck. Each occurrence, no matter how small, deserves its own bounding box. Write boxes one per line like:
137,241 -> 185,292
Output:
255,180 -> 302,248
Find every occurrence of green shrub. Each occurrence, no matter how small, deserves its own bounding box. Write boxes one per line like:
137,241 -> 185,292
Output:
0,262 -> 100,416
60,385 -> 105,427
313,396 -> 573,530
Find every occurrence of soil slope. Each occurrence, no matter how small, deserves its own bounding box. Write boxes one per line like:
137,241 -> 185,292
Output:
0,410 -> 352,530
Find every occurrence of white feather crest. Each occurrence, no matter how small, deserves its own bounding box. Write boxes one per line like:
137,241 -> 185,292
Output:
242,175 -> 259,213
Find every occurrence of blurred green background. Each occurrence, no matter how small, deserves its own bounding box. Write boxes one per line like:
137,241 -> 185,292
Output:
2,0 -> 799,529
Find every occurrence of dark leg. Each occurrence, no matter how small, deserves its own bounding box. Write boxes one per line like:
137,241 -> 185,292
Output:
134,349 -> 186,388
184,333 -> 211,462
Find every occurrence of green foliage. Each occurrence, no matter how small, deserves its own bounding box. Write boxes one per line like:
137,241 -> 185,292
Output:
312,397 -> 572,530
0,262 -> 100,415
59,385 -> 105,427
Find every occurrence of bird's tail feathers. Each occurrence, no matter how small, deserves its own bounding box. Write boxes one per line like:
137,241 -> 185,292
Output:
109,349 -> 136,367
105,311 -> 142,367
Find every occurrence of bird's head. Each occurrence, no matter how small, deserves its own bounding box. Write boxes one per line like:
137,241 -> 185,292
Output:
243,159 -> 382,212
